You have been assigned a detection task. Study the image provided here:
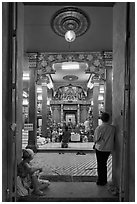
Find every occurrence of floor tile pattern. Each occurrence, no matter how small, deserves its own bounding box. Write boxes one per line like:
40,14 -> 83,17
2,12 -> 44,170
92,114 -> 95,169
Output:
32,152 -> 112,181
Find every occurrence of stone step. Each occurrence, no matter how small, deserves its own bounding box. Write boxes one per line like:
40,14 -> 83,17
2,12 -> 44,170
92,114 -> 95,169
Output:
17,182 -> 119,202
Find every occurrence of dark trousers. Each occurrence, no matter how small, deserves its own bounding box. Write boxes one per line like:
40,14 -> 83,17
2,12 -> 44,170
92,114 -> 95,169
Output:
95,149 -> 110,184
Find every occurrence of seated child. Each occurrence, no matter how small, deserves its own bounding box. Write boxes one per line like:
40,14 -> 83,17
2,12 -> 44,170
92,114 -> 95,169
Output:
17,148 -> 50,196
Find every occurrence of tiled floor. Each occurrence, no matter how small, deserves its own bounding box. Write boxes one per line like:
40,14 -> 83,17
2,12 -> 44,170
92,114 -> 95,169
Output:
32,152 -> 112,181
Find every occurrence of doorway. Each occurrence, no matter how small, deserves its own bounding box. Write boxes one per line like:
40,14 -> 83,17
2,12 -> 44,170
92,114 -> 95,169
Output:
2,2 -> 135,202
64,110 -> 77,126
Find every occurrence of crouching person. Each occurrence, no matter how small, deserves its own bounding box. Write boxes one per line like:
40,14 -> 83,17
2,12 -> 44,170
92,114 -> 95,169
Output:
17,148 -> 50,196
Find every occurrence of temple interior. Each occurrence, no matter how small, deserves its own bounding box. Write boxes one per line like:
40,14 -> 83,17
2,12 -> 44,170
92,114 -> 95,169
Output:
22,51 -> 111,149
2,2 -> 135,202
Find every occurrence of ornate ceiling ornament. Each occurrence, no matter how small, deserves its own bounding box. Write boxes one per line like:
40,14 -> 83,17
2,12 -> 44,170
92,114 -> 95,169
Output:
63,75 -> 78,81
36,73 -> 50,85
51,7 -> 90,38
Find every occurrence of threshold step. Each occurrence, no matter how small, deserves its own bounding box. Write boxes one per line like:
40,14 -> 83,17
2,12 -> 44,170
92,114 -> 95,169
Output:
17,182 -> 119,202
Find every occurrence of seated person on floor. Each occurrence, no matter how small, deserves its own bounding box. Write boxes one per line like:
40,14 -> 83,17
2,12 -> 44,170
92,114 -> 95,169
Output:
17,148 -> 50,196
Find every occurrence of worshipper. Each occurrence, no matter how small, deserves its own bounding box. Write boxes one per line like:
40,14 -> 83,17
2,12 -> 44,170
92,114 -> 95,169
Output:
93,112 -> 115,186
68,118 -> 73,130
84,118 -> 90,133
61,125 -> 71,148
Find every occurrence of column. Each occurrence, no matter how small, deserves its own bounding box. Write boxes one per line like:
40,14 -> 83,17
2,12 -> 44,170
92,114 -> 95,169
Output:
52,106 -> 55,122
93,81 -> 99,130
104,68 -> 112,122
42,82 -> 48,137
61,104 -> 63,124
80,105 -> 87,123
27,68 -> 37,151
77,104 -> 80,124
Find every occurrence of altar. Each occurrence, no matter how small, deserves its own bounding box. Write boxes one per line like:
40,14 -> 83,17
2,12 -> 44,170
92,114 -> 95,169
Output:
71,132 -> 81,142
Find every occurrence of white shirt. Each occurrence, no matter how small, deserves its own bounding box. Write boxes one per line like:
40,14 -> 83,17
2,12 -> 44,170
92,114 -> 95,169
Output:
84,120 -> 90,132
94,122 -> 115,152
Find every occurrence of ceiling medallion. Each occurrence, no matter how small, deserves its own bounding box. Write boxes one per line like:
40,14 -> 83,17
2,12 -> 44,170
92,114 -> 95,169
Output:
51,7 -> 90,37
63,75 -> 78,81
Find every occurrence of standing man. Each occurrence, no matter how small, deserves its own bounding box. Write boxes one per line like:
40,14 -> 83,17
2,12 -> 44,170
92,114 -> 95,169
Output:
94,112 -> 115,186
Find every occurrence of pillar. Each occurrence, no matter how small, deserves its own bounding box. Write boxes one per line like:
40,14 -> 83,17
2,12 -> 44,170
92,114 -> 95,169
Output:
93,81 -> 99,130
105,68 -> 112,121
61,104 -> 63,123
27,68 -> 37,151
80,105 -> 87,123
42,82 -> 48,137
77,104 -> 80,124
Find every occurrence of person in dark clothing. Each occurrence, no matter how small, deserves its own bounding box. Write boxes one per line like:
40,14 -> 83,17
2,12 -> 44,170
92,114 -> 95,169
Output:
68,118 -> 73,131
61,126 -> 71,148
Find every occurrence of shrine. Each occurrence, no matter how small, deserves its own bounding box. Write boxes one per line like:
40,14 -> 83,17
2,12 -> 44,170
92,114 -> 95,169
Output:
22,51 -> 112,150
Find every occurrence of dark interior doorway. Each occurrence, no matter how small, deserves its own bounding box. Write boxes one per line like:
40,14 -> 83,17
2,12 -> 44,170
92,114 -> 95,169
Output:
64,110 -> 77,126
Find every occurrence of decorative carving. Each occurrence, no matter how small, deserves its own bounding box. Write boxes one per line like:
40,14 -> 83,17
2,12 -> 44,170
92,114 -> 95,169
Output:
52,105 -> 61,111
27,51 -> 112,83
37,73 -> 50,85
28,53 -> 38,68
63,105 -> 77,110
85,52 -> 105,80
54,84 -> 86,102
80,105 -> 89,111
103,51 -> 112,67
50,100 -> 90,105
51,7 -> 90,37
